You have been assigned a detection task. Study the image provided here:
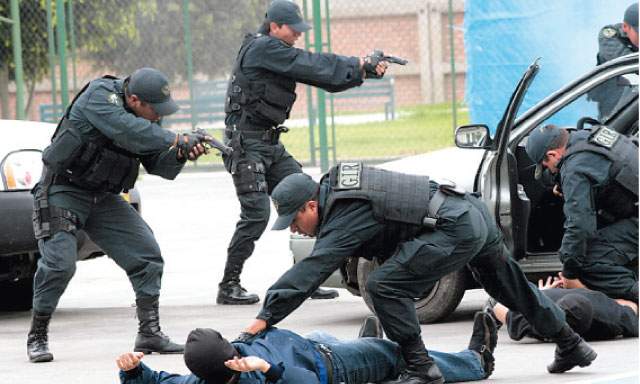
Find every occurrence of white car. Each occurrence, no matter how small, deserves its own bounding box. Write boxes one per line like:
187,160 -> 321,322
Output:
291,53 -> 639,323
0,119 -> 140,311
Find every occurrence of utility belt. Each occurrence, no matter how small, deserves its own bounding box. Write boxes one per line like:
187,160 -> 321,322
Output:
422,182 -> 467,230
225,124 -> 289,145
315,343 -> 334,384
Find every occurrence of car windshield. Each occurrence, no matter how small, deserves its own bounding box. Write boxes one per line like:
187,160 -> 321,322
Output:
541,72 -> 638,127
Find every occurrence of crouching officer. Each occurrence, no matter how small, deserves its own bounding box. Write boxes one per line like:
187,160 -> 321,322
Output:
241,166 -> 597,383
217,0 -> 388,305
28,68 -> 206,363
526,124 -> 638,302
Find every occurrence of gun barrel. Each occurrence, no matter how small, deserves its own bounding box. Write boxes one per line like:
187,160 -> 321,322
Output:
385,55 -> 408,65
205,137 -> 233,156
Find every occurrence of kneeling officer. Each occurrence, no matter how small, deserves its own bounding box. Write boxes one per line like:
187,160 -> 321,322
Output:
243,164 -> 597,383
28,68 -> 206,362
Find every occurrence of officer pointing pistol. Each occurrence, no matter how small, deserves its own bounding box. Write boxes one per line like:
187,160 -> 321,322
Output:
28,68 -> 207,362
217,0 -> 393,305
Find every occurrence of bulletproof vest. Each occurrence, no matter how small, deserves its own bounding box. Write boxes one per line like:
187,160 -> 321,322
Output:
225,33 -> 297,129
321,163 -> 433,259
564,126 -> 639,220
42,75 -> 141,193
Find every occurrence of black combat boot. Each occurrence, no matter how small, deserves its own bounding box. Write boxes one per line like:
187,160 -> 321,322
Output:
383,339 -> 444,384
134,296 -> 184,354
310,287 -> 339,300
468,311 -> 498,378
217,263 -> 259,305
358,315 -> 384,339
547,325 -> 597,373
27,312 -> 54,363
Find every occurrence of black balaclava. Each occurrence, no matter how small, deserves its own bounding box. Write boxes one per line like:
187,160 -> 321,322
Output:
184,328 -> 239,383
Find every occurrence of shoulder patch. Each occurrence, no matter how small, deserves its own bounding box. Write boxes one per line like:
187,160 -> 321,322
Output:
336,162 -> 362,190
602,27 -> 618,39
107,93 -> 121,106
590,126 -> 620,148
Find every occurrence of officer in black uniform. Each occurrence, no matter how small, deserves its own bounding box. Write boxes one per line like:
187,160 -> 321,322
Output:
240,168 -> 597,384
526,124 -> 639,302
218,0 -> 388,305
588,3 -> 638,119
28,68 -> 207,363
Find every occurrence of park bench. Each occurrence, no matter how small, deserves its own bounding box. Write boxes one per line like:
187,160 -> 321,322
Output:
330,76 -> 396,120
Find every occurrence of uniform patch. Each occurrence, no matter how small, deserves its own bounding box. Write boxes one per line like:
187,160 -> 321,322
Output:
161,85 -> 170,96
602,27 -> 617,38
336,162 -> 362,190
108,93 -> 121,106
590,126 -> 620,148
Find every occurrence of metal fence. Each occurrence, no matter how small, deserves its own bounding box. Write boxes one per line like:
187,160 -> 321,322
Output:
1,0 -> 466,171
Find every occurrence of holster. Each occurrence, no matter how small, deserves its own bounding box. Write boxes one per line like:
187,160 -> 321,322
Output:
31,169 -> 78,240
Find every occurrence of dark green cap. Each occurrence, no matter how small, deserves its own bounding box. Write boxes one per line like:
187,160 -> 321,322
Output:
625,3 -> 638,32
127,67 -> 179,116
525,125 -> 564,179
267,0 -> 311,33
271,173 -> 318,230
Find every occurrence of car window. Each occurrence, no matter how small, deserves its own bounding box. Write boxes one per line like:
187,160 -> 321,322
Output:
540,73 -> 638,128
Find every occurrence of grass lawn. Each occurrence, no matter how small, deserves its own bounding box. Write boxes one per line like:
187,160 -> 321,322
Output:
194,103 -> 468,166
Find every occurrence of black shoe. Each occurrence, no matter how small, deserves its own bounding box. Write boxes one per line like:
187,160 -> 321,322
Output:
27,312 -> 54,363
382,365 -> 444,384
547,338 -> 597,373
310,287 -> 339,300
134,296 -> 184,354
483,297 -> 503,330
468,311 -> 498,378
217,283 -> 260,305
358,315 -> 384,338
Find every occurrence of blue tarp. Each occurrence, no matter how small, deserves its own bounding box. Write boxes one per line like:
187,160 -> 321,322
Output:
464,0 -> 633,132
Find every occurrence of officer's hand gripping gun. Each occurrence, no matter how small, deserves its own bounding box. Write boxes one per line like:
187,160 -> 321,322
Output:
193,128 -> 233,156
363,50 -> 408,78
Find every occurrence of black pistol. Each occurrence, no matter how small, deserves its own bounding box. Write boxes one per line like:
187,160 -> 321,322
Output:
193,128 -> 233,156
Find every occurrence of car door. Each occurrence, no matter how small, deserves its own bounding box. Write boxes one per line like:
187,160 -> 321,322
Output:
501,54 -> 639,263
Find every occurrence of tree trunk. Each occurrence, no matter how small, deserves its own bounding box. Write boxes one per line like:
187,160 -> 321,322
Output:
0,64 -> 9,119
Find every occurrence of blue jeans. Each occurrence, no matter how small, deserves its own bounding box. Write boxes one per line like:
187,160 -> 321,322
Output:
306,331 -> 485,384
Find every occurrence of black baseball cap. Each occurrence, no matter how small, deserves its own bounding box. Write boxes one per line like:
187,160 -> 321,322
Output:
271,173 -> 318,230
525,125 -> 564,179
127,67 -> 179,116
266,0 -> 311,33
624,3 -> 638,32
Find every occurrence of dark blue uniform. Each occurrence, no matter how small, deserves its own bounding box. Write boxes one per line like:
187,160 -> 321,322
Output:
218,31 -> 364,302
557,130 -> 638,301
119,328 -> 487,384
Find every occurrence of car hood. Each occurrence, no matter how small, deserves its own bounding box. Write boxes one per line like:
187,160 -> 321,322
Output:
377,146 -> 485,192
0,120 -> 55,158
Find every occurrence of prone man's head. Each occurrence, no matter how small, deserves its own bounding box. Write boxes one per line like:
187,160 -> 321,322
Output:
184,328 -> 239,383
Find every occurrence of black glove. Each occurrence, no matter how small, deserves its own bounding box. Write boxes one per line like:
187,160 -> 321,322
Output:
233,331 -> 257,344
175,132 -> 205,160
363,51 -> 385,79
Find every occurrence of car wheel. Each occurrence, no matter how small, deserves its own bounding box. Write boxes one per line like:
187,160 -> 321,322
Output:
0,278 -> 33,311
357,258 -> 466,324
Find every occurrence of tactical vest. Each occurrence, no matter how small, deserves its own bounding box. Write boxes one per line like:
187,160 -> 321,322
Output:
225,34 -> 297,129
564,126 -> 639,220
42,76 -> 141,193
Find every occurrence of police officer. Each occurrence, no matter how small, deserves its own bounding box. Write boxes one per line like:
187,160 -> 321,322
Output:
526,124 -> 638,302
28,68 -> 207,362
588,3 -> 639,119
218,0 -> 388,305
240,167 -> 597,384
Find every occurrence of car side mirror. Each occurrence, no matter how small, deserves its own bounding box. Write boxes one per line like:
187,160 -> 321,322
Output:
455,124 -> 492,149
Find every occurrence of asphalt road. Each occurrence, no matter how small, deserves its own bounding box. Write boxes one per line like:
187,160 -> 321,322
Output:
1,170 -> 637,383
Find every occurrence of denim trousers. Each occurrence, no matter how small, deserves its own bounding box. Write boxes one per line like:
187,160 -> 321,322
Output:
306,331 -> 484,384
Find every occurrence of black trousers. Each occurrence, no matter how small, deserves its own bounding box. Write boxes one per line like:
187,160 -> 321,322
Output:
366,193 -> 566,348
220,137 -> 301,285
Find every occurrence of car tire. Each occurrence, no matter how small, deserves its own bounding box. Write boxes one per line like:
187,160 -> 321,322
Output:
357,258 -> 467,324
0,278 -> 33,311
